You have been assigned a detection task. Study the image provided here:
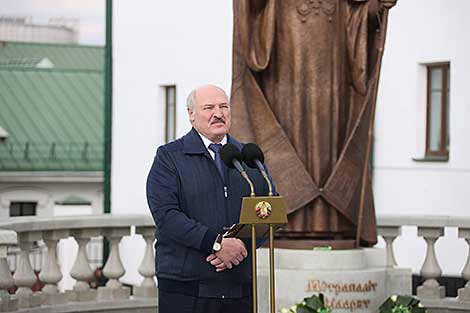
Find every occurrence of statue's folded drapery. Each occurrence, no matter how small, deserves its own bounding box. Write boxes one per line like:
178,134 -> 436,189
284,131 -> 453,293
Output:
230,0 -> 387,246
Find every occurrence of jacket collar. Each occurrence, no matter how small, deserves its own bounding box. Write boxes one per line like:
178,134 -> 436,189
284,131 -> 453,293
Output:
182,128 -> 242,154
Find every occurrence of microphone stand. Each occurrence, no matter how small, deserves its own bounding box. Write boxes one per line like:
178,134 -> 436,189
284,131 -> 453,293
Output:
225,175 -> 286,313
222,145 -> 285,313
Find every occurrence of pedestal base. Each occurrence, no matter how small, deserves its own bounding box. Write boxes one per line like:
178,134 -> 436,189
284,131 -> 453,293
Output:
17,292 -> 42,309
97,286 -> 130,300
42,292 -> 68,305
0,294 -> 18,312
134,285 -> 158,298
257,248 -> 411,313
66,289 -> 97,302
458,287 -> 470,302
273,239 -> 356,250
417,285 -> 445,299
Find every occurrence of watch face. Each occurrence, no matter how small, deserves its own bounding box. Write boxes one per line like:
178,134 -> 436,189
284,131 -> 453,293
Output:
213,242 -> 221,252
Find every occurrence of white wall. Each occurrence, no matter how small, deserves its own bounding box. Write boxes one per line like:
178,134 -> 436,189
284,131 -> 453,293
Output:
112,1 -> 233,216
375,0 -> 470,215
374,0 -> 470,275
113,1 -> 470,277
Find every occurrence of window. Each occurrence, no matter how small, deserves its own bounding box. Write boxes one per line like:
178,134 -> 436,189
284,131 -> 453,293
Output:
10,201 -> 37,216
165,85 -> 176,142
426,63 -> 450,158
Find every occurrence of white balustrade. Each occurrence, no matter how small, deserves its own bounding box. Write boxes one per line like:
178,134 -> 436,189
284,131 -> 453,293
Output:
458,227 -> 470,302
0,230 -> 18,312
67,228 -> 100,301
0,213 -> 468,312
417,226 -> 445,299
13,232 -> 42,308
377,225 -> 401,268
0,215 -> 157,311
39,229 -> 69,305
134,226 -> 157,298
97,227 -> 130,300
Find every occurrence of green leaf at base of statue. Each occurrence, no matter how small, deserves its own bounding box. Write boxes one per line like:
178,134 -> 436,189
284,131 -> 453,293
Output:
379,295 -> 427,313
304,295 -> 323,310
296,306 -> 311,313
280,293 -> 331,313
396,295 -> 416,307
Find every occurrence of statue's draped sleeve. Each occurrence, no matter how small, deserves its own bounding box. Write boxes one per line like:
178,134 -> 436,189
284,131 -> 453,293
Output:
238,0 -> 274,71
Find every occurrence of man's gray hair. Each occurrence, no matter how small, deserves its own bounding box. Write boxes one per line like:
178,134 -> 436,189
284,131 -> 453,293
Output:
186,85 -> 229,109
186,89 -> 197,109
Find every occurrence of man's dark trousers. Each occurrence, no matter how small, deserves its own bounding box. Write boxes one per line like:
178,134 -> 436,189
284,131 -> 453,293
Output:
158,289 -> 253,313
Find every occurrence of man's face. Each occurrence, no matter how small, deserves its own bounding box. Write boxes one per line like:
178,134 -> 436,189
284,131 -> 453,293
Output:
188,86 -> 231,143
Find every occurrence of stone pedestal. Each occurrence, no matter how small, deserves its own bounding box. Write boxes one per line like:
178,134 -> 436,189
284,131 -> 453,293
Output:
66,289 -> 97,302
17,292 -> 42,309
0,294 -> 18,312
134,285 -> 158,298
417,284 -> 445,299
42,292 -> 67,305
458,286 -> 470,302
256,248 -> 411,313
97,286 -> 131,300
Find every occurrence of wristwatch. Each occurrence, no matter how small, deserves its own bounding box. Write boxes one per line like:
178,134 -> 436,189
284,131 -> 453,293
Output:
212,233 -> 223,253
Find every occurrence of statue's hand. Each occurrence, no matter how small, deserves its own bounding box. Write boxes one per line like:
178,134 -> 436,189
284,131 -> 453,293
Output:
379,0 -> 397,9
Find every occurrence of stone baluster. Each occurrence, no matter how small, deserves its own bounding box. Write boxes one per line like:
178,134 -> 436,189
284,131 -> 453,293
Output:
66,228 -> 99,302
13,232 -> 42,309
39,230 -> 69,305
417,226 -> 445,299
458,227 -> 470,302
97,227 -> 130,300
134,226 -> 157,298
378,226 -> 401,268
0,230 -> 18,312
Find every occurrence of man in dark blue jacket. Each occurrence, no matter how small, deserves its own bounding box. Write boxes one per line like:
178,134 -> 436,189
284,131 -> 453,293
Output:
146,85 -> 274,313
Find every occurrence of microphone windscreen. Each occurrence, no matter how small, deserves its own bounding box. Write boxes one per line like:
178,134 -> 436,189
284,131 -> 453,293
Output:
220,143 -> 243,169
241,143 -> 265,168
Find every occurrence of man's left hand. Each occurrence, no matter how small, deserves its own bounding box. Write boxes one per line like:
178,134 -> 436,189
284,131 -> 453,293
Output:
206,254 -> 229,272
215,238 -> 248,268
206,238 -> 248,271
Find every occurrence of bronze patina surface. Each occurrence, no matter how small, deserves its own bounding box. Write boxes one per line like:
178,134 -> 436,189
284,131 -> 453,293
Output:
230,0 -> 397,247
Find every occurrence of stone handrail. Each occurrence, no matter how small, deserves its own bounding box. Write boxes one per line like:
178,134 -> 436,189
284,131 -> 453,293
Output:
0,214 -> 155,232
1,214 -> 470,312
0,214 -> 157,312
377,214 -> 470,312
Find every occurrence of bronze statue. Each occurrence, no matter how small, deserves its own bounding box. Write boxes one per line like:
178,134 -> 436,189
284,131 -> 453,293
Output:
230,0 -> 397,248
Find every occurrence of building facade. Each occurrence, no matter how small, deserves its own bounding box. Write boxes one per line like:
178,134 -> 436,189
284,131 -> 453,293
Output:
0,41 -> 105,221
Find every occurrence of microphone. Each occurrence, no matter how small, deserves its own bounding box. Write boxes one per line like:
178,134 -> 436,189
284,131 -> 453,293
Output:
241,143 -> 273,196
220,143 -> 255,197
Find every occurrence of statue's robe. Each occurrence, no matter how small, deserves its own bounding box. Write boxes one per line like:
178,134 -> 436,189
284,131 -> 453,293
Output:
230,0 -> 385,246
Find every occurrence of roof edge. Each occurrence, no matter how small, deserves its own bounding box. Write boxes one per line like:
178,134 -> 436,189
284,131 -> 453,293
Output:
0,171 -> 104,183
0,40 -> 104,49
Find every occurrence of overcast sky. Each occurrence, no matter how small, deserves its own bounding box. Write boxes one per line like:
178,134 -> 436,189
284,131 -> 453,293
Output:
1,0 -> 106,45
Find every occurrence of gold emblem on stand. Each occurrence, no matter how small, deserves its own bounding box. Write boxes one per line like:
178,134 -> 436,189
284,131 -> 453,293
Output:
255,201 -> 272,219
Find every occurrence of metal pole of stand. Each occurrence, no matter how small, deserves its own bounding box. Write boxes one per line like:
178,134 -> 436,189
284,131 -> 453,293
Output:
252,224 -> 257,313
269,224 -> 275,313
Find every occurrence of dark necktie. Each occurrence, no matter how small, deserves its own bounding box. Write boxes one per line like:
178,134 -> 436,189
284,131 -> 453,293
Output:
208,143 -> 224,179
